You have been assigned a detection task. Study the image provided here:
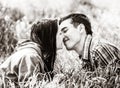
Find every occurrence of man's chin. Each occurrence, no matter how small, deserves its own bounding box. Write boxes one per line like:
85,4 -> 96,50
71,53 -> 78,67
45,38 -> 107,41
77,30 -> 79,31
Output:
64,43 -> 73,50
65,46 -> 73,50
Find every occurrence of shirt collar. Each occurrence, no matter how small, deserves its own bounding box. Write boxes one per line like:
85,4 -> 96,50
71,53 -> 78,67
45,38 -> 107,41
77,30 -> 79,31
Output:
82,34 -> 92,60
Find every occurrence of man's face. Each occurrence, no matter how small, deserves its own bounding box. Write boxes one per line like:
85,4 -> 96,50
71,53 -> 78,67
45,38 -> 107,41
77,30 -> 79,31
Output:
59,19 -> 81,50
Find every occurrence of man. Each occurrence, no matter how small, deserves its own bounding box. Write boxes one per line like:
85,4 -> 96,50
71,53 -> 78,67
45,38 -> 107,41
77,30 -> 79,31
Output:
58,13 -> 120,71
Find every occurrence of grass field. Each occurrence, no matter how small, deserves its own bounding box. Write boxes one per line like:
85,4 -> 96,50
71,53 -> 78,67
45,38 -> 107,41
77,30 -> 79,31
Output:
0,0 -> 120,87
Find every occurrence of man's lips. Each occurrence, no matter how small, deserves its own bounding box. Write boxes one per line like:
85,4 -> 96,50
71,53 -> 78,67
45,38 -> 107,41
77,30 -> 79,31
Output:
63,37 -> 69,43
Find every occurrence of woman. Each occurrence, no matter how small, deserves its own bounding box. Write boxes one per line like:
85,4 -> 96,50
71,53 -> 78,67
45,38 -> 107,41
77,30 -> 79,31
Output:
0,19 -> 59,86
31,19 -> 58,72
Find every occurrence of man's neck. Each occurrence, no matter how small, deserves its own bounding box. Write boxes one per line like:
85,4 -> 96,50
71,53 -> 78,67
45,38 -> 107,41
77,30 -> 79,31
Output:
75,35 -> 87,56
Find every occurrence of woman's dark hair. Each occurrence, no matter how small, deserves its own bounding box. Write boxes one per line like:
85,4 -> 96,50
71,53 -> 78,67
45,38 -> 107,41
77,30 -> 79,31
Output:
59,13 -> 92,35
30,19 -> 58,72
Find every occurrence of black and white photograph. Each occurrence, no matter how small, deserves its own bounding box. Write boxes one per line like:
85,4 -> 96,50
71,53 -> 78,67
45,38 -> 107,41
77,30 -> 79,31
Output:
0,0 -> 120,88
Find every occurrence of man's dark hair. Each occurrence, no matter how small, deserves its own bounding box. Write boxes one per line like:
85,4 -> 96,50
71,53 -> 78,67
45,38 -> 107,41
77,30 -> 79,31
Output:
59,13 -> 92,35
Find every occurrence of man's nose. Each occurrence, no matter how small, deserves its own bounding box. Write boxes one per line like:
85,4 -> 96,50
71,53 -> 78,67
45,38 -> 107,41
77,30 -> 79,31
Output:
60,32 -> 67,37
59,33 -> 64,42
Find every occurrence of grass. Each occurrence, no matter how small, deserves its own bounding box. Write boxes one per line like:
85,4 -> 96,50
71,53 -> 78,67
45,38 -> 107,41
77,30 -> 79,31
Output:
1,62 -> 120,88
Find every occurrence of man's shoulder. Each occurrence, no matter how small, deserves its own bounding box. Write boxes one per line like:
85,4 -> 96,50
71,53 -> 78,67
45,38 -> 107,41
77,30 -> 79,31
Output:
90,35 -> 119,52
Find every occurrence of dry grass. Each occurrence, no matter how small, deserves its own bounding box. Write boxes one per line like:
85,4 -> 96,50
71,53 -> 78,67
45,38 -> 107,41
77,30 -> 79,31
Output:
1,61 -> 120,88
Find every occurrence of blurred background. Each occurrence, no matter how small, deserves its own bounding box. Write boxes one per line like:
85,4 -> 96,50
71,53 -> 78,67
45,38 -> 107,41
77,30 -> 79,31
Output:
0,0 -> 120,72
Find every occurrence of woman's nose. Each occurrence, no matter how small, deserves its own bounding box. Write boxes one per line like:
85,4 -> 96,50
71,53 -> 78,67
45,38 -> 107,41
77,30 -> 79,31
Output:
56,33 -> 63,50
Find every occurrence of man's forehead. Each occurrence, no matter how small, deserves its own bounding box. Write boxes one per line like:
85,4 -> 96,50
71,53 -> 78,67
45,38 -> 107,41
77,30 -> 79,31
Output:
59,19 -> 72,28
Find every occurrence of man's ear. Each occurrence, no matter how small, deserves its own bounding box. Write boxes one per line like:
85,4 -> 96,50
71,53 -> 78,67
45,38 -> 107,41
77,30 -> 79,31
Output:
77,23 -> 85,32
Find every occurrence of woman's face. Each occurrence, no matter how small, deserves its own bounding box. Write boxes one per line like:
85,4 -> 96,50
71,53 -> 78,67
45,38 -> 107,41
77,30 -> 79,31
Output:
56,29 -> 63,50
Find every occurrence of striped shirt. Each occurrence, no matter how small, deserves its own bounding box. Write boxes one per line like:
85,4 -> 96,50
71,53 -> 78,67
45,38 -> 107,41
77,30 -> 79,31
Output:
81,35 -> 120,70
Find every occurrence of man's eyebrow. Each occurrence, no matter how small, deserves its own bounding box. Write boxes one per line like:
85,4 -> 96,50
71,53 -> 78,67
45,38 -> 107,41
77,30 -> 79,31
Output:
61,27 -> 67,31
